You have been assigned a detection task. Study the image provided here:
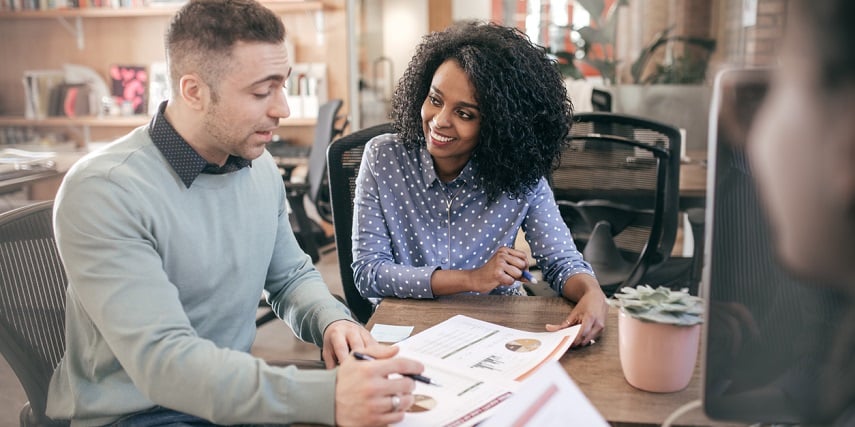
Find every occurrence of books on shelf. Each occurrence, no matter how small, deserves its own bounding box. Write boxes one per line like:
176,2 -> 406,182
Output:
0,0 -> 322,11
22,69 -> 65,120
21,65 -> 108,120
387,315 -> 581,427
48,83 -> 91,118
288,62 -> 327,118
1,0 -> 147,12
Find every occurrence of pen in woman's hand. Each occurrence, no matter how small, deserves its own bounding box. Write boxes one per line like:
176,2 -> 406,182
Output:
352,352 -> 442,387
521,270 -> 539,284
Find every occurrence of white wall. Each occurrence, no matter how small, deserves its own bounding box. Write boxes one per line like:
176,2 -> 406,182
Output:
382,0 -> 428,87
363,0 -> 490,122
377,0 -> 490,90
453,0 -> 491,22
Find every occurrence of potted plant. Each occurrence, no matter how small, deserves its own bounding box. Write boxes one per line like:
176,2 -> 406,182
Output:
608,285 -> 704,393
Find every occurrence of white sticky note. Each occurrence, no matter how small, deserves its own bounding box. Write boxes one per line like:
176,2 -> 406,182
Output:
370,324 -> 414,343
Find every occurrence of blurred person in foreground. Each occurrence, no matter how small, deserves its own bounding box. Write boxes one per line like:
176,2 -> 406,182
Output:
748,0 -> 855,424
46,0 -> 421,425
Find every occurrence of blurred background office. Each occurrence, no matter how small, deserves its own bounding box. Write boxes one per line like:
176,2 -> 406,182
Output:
0,0 -> 785,151
351,0 -> 785,152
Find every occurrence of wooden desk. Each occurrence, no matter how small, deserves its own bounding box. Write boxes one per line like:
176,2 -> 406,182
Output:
367,295 -> 742,427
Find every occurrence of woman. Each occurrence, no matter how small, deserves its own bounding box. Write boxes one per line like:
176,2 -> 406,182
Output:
352,21 -> 606,347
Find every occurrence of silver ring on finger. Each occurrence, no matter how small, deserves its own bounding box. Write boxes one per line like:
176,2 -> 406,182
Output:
391,394 -> 401,412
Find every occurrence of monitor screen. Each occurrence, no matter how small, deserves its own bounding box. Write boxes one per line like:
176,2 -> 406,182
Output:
701,68 -> 848,424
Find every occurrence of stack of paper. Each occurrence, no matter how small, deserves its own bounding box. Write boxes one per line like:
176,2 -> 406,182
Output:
385,315 -> 600,427
0,148 -> 56,173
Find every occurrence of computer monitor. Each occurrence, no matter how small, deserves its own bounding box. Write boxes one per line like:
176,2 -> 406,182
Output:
701,68 -> 848,424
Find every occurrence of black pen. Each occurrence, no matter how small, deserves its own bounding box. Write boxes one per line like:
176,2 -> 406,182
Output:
352,352 -> 442,387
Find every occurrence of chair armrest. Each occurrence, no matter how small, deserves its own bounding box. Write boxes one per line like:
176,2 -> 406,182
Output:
284,181 -> 309,197
686,208 -> 706,294
284,181 -> 320,262
277,163 -> 300,182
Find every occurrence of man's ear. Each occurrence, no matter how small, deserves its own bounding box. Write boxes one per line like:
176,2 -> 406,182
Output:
178,73 -> 209,111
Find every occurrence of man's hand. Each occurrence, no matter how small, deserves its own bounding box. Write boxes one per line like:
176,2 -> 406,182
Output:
335,345 -> 424,427
323,320 -> 377,368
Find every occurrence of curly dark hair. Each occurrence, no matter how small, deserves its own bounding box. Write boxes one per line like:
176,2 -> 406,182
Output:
391,20 -> 573,200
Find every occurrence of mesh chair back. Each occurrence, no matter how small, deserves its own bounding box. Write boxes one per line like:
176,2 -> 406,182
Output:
308,99 -> 344,224
552,112 -> 681,290
0,200 -> 69,426
326,123 -> 394,324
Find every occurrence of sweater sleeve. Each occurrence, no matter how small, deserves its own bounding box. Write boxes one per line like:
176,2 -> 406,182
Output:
52,171 -> 341,426
263,180 -> 354,345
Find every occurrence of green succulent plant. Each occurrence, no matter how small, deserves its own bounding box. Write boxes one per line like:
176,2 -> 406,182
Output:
608,285 -> 703,326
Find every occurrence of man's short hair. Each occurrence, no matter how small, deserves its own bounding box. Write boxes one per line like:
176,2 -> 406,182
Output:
165,0 -> 286,99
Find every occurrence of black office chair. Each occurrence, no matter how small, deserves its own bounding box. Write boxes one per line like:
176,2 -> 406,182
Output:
552,112 -> 684,296
326,123 -> 395,324
286,98 -> 348,263
591,88 -> 612,112
0,200 -> 70,427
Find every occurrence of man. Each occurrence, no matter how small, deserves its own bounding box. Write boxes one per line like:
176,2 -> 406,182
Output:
748,0 -> 855,424
46,0 -> 421,425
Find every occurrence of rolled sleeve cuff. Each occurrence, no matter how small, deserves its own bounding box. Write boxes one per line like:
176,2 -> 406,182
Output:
281,367 -> 339,425
555,268 -> 597,296
369,265 -> 438,299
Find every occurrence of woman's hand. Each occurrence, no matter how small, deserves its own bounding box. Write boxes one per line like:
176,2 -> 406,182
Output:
467,247 -> 531,293
546,274 -> 607,348
430,246 -> 533,295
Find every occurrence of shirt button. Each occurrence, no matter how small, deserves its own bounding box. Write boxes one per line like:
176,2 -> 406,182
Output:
442,258 -> 448,264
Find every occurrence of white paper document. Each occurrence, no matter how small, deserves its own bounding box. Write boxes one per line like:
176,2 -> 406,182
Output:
0,148 -> 56,174
0,148 -> 56,164
478,360 -> 609,427
392,350 -> 517,427
370,323 -> 414,343
390,315 -> 581,427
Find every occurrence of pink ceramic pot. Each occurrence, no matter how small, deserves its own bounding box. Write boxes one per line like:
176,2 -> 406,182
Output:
618,309 -> 701,393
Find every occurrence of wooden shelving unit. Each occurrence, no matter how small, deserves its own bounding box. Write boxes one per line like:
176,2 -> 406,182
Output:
0,0 -> 323,18
0,115 -> 317,127
0,1 -> 326,49
0,0 -> 346,148
0,115 -> 317,147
